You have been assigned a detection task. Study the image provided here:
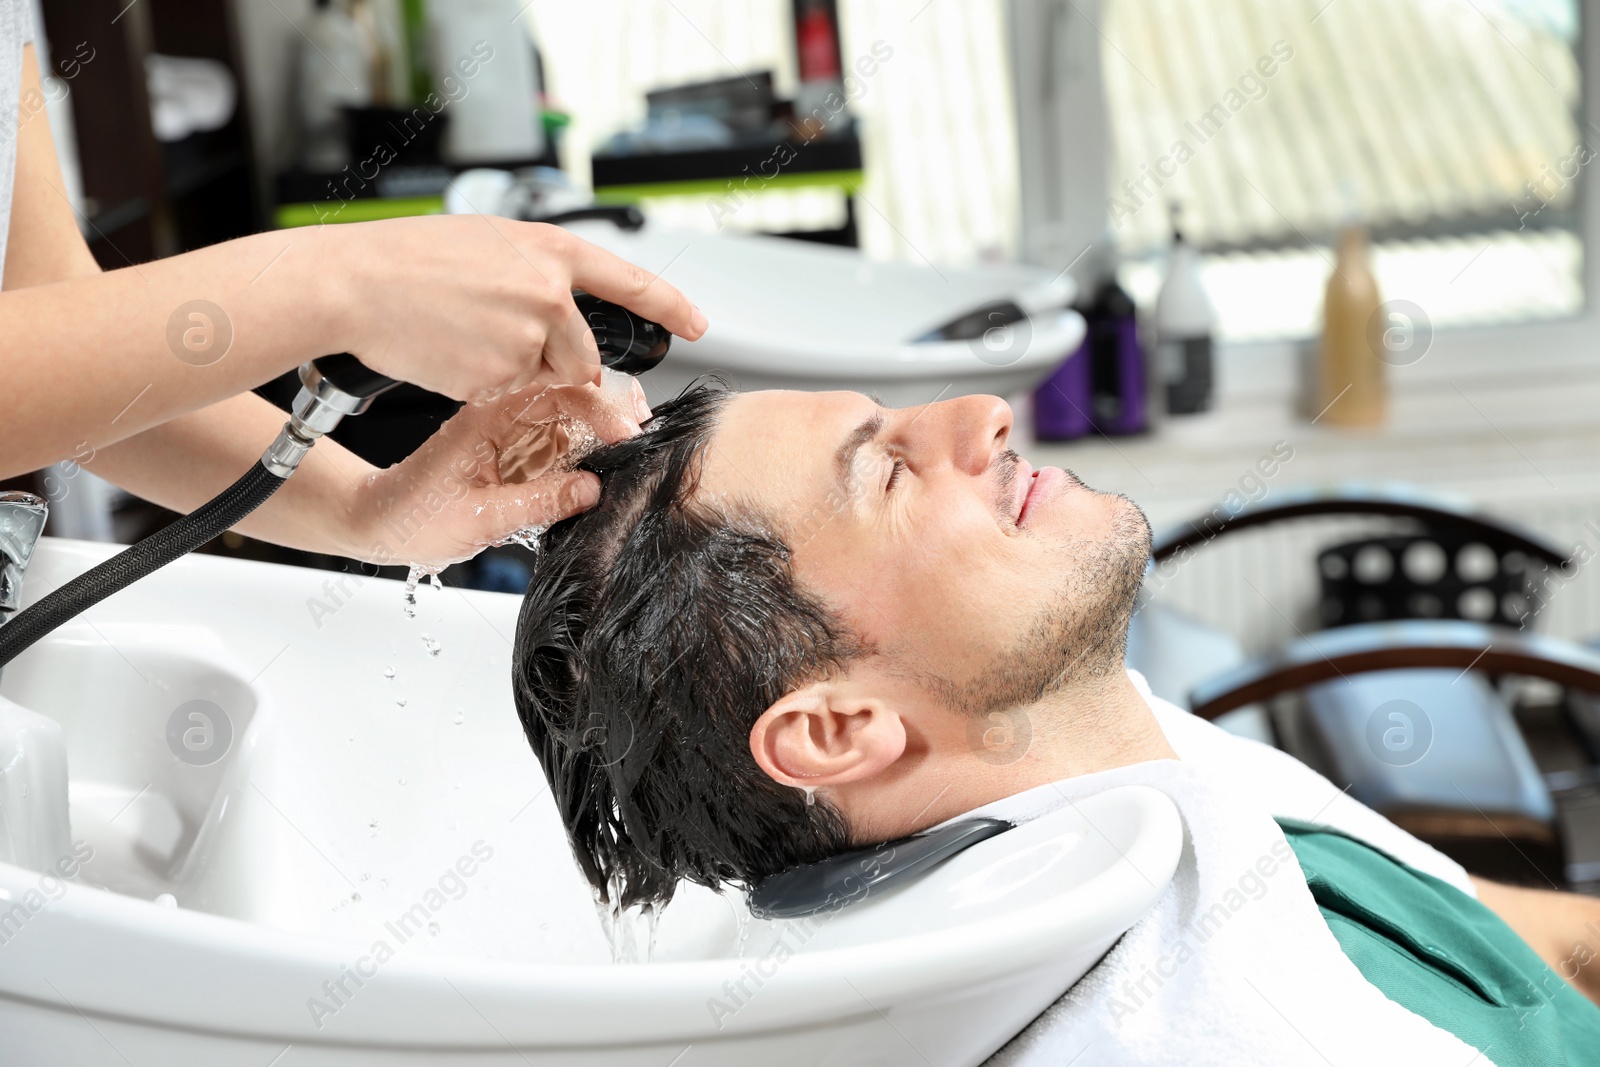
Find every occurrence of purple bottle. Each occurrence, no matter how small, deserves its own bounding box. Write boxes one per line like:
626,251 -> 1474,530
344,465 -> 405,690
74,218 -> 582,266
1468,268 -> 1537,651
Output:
1033,275 -> 1148,440
1087,278 -> 1148,435
1032,335 -> 1093,441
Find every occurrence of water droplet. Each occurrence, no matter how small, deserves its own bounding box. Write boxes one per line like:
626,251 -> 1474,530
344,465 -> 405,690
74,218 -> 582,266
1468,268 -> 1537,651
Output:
452,709 -> 464,725
803,786 -> 816,808
398,777 -> 407,786
428,921 -> 439,936
421,633 -> 442,656
351,892 -> 361,903
383,666 -> 396,680
493,525 -> 547,552
154,893 -> 177,909
644,900 -> 660,962
395,697 -> 407,707
403,564 -> 442,617
735,905 -> 751,959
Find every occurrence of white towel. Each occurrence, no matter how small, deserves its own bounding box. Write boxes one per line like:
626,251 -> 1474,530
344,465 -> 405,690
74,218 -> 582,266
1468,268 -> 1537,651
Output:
951,671 -> 1496,1067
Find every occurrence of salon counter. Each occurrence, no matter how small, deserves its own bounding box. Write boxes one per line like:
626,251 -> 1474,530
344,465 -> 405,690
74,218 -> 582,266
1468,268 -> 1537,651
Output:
1019,341 -> 1600,645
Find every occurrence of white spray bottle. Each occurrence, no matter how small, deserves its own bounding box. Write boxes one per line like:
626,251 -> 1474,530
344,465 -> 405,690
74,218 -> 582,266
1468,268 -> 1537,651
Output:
1154,203 -> 1216,415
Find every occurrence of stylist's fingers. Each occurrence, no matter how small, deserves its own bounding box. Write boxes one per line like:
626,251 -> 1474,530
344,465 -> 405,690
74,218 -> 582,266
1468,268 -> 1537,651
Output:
471,471 -> 601,544
545,372 -> 646,444
532,292 -> 605,389
562,237 -> 708,341
491,370 -> 644,446
625,375 -> 652,423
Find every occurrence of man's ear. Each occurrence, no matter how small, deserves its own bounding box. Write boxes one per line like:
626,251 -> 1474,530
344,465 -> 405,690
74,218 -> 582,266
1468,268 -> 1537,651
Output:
749,682 -> 906,788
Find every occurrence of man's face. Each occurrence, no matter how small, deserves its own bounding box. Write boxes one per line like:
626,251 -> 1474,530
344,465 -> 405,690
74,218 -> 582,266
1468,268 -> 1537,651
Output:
696,390 -> 1151,717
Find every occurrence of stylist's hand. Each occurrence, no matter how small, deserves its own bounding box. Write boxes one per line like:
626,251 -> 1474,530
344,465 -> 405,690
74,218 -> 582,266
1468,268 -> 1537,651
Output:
340,371 -> 651,568
328,216 -> 705,401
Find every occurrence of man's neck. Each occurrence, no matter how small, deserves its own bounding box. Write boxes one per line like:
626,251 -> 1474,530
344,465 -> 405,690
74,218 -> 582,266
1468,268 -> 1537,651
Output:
844,668 -> 1179,842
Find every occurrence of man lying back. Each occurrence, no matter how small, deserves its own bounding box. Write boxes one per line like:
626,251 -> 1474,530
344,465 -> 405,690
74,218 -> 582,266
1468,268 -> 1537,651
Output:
512,381 -> 1600,1065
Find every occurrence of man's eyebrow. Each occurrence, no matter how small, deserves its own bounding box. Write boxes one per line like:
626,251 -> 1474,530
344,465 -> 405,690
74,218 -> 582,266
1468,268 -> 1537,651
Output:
834,409 -> 886,490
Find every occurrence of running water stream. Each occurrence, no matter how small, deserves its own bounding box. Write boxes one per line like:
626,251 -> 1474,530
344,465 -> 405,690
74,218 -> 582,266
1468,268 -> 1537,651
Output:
394,386 -> 644,940
593,873 -> 663,964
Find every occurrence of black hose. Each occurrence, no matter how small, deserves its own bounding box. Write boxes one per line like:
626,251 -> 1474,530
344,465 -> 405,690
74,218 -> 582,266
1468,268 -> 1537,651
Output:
0,461 -> 285,670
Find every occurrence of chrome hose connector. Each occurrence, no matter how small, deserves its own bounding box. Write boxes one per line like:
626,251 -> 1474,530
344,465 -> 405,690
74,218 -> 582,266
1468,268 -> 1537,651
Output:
260,421 -> 320,478
258,360 -> 392,478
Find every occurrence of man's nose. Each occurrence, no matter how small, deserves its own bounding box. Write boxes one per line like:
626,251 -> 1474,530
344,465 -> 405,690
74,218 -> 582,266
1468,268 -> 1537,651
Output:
907,394 -> 1013,475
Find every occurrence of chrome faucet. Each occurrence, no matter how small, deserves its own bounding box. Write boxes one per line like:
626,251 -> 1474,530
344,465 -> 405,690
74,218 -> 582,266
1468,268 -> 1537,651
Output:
0,492 -> 49,637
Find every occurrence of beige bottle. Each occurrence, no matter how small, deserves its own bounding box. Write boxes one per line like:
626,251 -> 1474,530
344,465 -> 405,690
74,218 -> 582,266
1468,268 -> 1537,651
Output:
1317,226 -> 1386,427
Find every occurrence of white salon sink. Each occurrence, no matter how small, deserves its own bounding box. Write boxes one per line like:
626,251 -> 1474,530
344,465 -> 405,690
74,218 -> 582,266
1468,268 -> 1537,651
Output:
0,538 -> 1181,1066
562,219 -> 1084,408
0,537 -> 611,961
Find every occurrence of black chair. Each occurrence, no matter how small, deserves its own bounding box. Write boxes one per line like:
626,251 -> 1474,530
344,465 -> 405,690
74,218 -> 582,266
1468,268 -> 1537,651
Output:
1131,484 -> 1596,888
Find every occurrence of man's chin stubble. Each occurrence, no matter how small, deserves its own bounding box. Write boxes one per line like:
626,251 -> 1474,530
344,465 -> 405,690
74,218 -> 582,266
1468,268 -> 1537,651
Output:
931,493 -> 1152,719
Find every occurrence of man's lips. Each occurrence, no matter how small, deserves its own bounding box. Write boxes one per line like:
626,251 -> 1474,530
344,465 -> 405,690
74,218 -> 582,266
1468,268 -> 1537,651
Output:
1011,457 -> 1033,522
1018,465 -> 1065,527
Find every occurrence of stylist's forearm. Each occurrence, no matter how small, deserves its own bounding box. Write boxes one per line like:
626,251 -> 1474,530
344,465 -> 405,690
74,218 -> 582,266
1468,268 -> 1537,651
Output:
83,389 -> 376,559
1,226 -> 355,478
2,48 -> 704,483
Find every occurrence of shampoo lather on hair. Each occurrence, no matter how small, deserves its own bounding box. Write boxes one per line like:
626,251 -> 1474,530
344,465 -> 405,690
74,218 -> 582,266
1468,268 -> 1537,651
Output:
1154,206 -> 1215,415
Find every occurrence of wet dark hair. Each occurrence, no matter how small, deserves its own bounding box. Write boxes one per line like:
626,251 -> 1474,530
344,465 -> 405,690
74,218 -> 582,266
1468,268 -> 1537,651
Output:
512,380 -> 858,909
